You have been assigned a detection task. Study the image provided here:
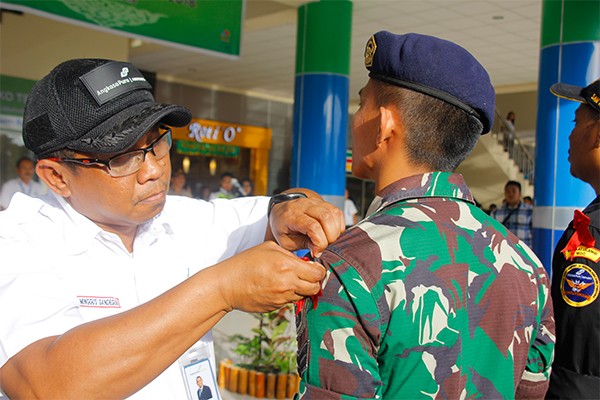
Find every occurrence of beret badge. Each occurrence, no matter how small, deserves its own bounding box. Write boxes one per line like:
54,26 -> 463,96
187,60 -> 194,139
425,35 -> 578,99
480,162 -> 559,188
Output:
364,35 -> 377,67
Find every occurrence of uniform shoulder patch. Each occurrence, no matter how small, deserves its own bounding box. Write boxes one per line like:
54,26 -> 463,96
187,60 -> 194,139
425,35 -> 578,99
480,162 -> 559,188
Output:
563,245 -> 600,263
561,263 -> 599,307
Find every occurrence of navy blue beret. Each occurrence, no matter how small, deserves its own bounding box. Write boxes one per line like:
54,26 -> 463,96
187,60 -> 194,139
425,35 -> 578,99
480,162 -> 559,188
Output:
364,31 -> 495,134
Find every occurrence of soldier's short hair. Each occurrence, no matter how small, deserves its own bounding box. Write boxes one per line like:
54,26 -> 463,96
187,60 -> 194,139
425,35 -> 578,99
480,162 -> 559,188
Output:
372,79 -> 482,172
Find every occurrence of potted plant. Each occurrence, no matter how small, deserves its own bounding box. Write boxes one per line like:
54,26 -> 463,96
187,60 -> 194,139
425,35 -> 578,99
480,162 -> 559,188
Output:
219,304 -> 299,398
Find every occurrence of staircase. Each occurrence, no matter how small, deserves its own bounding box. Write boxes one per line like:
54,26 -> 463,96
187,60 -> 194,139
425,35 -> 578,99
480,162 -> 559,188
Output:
455,109 -> 535,209
490,110 -> 535,185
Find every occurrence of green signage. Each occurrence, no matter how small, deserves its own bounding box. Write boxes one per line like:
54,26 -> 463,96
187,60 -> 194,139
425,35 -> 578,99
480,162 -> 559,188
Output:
1,0 -> 244,57
0,74 -> 36,134
176,140 -> 240,157
541,0 -> 600,47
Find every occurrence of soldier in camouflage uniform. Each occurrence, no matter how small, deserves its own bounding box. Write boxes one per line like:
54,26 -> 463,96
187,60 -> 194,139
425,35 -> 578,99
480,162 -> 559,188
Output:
295,31 -> 555,399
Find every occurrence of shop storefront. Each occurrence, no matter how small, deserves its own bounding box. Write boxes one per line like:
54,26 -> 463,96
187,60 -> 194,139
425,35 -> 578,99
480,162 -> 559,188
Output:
171,118 -> 272,197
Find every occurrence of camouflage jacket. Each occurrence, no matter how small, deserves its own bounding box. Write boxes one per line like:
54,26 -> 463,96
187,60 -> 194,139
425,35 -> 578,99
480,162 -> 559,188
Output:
296,172 -> 555,399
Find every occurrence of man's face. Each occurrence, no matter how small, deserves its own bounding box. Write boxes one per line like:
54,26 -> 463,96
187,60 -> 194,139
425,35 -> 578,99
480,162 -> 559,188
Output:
221,176 -> 233,192
60,128 -> 171,232
569,105 -> 599,184
504,184 -> 521,207
17,159 -> 35,183
242,180 -> 252,195
172,173 -> 186,189
351,79 -> 381,179
196,376 -> 203,387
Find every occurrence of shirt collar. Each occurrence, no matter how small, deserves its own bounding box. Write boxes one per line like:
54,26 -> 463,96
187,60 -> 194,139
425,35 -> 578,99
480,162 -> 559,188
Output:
139,202 -> 174,238
584,194 -> 600,215
375,172 -> 474,213
44,192 -> 104,254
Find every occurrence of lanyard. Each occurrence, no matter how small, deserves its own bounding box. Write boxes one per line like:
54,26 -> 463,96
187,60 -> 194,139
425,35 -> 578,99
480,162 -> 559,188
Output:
502,202 -> 520,226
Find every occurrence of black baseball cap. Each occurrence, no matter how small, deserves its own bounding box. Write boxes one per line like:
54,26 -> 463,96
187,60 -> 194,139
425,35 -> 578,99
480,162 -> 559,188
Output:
23,58 -> 192,158
364,31 -> 495,134
550,79 -> 600,112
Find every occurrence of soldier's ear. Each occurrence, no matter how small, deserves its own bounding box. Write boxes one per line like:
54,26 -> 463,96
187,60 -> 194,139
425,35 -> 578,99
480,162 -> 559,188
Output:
378,105 -> 405,147
378,106 -> 396,143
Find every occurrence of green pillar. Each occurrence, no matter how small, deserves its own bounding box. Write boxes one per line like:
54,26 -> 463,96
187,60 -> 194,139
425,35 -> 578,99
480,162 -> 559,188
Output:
292,0 -> 353,209
533,0 -> 600,270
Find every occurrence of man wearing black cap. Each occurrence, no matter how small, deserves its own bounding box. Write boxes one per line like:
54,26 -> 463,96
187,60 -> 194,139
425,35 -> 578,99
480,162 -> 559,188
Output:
295,32 -> 554,399
546,79 -> 600,399
0,58 -> 344,399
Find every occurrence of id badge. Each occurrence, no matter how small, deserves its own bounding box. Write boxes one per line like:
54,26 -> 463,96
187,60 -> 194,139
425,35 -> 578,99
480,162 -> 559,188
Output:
179,335 -> 221,400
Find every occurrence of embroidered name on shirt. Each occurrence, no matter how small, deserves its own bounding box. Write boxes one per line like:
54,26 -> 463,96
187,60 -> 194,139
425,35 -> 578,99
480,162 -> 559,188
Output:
563,245 -> 600,263
77,296 -> 121,308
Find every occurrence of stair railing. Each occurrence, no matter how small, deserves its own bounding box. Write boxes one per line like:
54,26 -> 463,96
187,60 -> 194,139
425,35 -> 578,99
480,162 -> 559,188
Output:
490,110 -> 535,184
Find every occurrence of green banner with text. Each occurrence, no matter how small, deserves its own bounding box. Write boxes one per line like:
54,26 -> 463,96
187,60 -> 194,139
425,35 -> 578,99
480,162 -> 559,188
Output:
0,75 -> 36,137
0,0 -> 244,57
176,141 -> 240,157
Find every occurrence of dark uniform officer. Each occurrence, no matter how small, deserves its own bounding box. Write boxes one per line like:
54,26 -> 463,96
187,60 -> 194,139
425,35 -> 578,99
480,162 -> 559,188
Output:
546,79 -> 600,399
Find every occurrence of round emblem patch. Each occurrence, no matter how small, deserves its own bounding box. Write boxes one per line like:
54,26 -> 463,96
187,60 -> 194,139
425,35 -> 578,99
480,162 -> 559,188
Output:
560,263 -> 599,307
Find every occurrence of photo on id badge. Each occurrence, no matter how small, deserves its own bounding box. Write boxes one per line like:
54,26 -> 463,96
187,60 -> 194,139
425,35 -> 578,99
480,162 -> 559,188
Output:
182,358 -> 220,400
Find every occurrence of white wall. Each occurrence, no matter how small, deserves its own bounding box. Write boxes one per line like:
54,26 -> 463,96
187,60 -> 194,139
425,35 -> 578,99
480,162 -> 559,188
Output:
1,12 -> 129,79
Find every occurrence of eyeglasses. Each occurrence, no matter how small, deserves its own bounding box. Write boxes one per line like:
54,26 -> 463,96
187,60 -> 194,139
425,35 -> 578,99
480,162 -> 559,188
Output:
47,128 -> 172,177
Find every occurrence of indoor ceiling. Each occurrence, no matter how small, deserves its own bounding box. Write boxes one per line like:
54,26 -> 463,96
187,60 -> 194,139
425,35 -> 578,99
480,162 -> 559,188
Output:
129,0 -> 542,106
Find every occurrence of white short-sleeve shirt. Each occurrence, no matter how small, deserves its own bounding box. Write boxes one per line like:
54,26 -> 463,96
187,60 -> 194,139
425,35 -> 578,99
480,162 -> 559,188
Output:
0,192 -> 269,399
344,198 -> 358,226
0,178 -> 48,209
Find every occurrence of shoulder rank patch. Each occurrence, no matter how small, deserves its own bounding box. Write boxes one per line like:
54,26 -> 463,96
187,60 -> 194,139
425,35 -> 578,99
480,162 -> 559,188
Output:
563,245 -> 600,263
561,263 -> 599,307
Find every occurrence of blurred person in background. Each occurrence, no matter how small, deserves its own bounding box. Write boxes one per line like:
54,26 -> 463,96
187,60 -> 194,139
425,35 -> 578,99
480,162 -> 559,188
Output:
168,170 -> 193,197
0,156 -> 47,210
209,172 -> 236,200
503,110 -> 516,155
343,188 -> 358,228
199,185 -> 212,201
491,180 -> 533,246
239,177 -> 254,197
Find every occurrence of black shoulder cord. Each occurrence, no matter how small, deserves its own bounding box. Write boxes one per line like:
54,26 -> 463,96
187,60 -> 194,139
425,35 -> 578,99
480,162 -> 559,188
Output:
502,202 -> 521,226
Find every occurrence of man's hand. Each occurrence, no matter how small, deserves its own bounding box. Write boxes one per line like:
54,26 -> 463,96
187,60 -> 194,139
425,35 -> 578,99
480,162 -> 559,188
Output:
266,189 -> 345,257
0,242 -> 326,400
217,241 -> 327,313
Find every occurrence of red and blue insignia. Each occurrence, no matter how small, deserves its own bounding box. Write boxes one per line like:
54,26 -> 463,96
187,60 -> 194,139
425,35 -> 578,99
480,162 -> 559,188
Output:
295,256 -> 322,315
561,210 -> 596,261
561,263 -> 599,307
